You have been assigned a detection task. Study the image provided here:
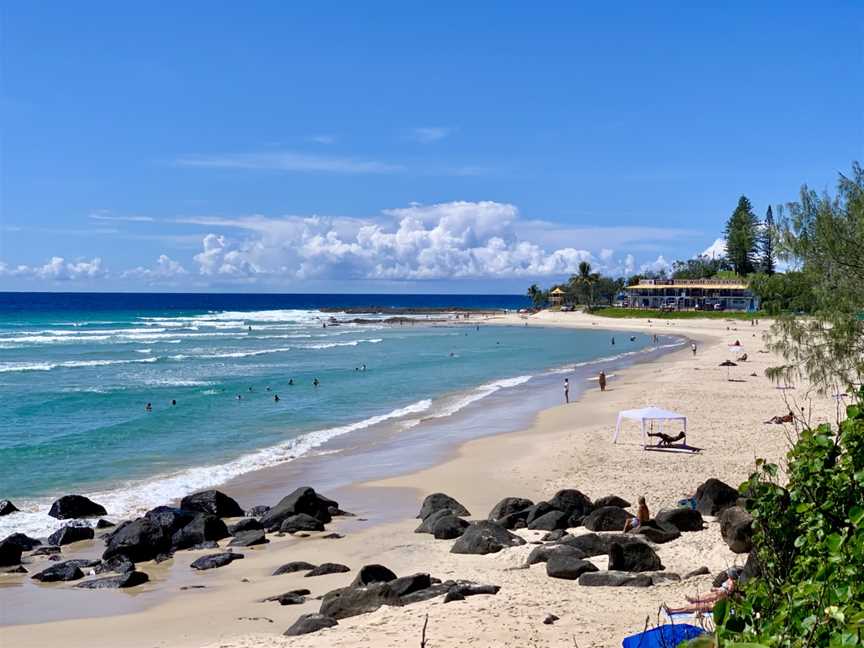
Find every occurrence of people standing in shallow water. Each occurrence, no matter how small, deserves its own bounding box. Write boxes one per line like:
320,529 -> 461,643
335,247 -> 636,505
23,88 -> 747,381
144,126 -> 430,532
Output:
313,378 -> 320,387
145,402 -> 152,412
171,399 -> 176,406
288,378 -> 294,386
563,378 -> 570,404
274,394 -> 280,402
598,371 -> 607,392
611,336 -> 615,345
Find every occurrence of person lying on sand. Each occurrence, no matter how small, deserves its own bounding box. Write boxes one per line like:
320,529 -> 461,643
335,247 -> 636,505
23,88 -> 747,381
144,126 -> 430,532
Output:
764,411 -> 794,424
623,496 -> 650,532
664,577 -> 736,615
736,353 -> 748,362
647,430 -> 686,447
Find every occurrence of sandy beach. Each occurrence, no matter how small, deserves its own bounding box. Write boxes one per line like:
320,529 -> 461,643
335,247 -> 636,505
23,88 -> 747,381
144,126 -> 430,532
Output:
1,312 -> 838,648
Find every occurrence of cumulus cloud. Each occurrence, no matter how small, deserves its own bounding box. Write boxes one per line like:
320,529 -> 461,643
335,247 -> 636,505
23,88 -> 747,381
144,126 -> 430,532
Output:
639,255 -> 672,274
122,255 -> 188,280
0,257 -> 105,280
701,237 -> 727,259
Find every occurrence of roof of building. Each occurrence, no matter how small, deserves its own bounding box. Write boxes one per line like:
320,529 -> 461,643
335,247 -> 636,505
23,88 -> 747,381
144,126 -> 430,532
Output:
627,279 -> 749,290
550,287 -> 566,294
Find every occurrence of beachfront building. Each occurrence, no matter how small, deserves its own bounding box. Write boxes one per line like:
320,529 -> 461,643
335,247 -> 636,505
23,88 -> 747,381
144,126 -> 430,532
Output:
549,287 -> 566,306
624,278 -> 759,312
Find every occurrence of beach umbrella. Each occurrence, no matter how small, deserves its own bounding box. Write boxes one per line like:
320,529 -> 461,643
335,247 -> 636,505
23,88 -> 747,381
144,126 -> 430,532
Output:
719,359 -> 737,381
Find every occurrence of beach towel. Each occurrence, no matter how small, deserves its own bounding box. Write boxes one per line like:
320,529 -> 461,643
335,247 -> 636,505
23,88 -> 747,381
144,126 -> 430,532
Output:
621,623 -> 705,648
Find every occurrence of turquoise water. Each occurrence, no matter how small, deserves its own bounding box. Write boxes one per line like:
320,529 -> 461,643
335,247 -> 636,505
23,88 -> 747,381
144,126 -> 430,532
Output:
0,296 -> 654,537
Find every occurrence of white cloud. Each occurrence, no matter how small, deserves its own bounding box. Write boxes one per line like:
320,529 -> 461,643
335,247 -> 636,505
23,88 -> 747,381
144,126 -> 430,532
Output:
174,152 -> 401,174
701,237 -> 727,259
122,255 -> 188,280
640,255 -> 672,274
307,135 -> 336,145
89,212 -> 154,223
0,256 -> 105,281
410,127 -> 452,143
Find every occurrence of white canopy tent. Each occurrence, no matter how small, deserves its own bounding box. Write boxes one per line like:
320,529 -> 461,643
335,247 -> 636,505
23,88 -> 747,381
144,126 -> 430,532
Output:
614,406 -> 688,448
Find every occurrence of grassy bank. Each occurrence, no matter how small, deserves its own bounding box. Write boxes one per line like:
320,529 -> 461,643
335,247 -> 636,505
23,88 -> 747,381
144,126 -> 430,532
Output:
592,307 -> 761,320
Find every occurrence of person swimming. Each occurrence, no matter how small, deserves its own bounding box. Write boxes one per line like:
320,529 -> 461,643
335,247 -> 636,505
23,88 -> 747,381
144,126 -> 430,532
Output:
171,399 -> 176,406
288,378 -> 294,386
236,394 -> 242,400
629,336 -> 636,342
248,386 -> 254,392
274,394 -> 280,402
361,364 -> 366,371
145,402 -> 152,412
611,336 -> 615,345
313,378 -> 320,387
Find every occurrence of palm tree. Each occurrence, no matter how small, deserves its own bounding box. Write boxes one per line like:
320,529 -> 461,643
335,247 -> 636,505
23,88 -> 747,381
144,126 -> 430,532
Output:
575,261 -> 598,310
526,284 -> 544,308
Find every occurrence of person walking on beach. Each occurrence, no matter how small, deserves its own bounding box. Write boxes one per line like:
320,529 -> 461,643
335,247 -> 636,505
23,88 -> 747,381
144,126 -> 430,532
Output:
691,342 -> 697,356
563,378 -> 570,404
598,371 -> 607,392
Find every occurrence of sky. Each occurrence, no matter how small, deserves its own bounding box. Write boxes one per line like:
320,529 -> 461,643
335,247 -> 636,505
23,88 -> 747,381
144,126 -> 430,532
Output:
1,2 -> 862,294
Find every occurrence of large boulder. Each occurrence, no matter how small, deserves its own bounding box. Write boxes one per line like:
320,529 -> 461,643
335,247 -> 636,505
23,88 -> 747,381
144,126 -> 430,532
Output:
48,525 -> 94,546
583,506 -> 631,532
284,613 -> 338,636
488,497 -> 533,522
527,510 -> 570,531
655,508 -> 705,532
546,555 -> 598,580
415,508 -> 454,534
560,533 -> 646,557
633,523 -> 680,544
525,543 -> 585,566
417,493 -> 470,520
695,479 -> 740,516
228,518 -> 263,535
319,582 -> 401,619
190,552 -> 244,570
273,561 -> 316,575
719,506 -> 754,554
450,521 -> 526,555
350,564 -> 397,587
75,570 -> 149,589
387,572 -> 433,597
432,515 -> 470,539
32,561 -> 85,582
2,533 -> 41,552
593,495 -> 631,509
259,487 -> 335,530
228,529 -> 268,547
548,489 -> 594,519
171,514 -> 230,550
306,562 -> 351,577
97,554 -> 136,574
608,542 -> 663,572
0,500 -> 19,516
48,495 -> 107,520
145,506 -> 197,535
0,538 -> 23,566
578,571 -> 653,587
102,517 -> 171,563
180,490 -> 244,518
280,513 -> 326,534
524,501 -> 556,526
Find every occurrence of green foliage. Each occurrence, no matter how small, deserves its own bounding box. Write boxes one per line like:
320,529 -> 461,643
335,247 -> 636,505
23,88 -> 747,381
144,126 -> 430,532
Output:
760,206 -> 777,275
526,283 -> 548,308
672,255 -> 731,279
748,271 -> 816,315
725,195 -> 759,275
566,261 -> 601,309
716,393 -> 864,646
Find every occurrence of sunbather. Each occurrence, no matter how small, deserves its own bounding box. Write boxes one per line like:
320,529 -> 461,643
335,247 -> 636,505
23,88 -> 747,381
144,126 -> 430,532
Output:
664,577 -> 736,614
623,496 -> 650,532
647,430 -> 686,447
736,353 -> 748,362
764,411 -> 794,424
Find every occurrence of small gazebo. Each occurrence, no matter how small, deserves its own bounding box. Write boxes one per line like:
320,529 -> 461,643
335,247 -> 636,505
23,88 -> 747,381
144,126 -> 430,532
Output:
549,287 -> 566,306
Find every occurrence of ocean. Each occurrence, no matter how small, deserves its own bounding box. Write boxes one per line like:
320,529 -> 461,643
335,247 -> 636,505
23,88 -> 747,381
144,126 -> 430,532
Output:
0,292 -> 665,538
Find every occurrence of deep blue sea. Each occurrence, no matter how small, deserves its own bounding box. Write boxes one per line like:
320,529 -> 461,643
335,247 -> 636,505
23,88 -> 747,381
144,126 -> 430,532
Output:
0,292 -> 659,537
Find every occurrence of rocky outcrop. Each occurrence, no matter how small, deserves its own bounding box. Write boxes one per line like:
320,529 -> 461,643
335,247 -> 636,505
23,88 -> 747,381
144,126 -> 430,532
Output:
305,562 -> 351,577
171,514 -> 230,550
559,533 -> 645,557
633,523 -> 680,544
608,542 -> 663,572
320,582 -> 402,619
48,525 -> 94,546
450,521 -> 525,555
284,613 -> 338,636
525,543 -> 585,566
582,506 -> 631,532
719,506 -> 753,553
75,570 -> 149,589
578,571 -> 653,587
32,561 -> 85,582
546,555 -> 598,580
48,495 -> 107,520
228,529 -> 268,547
2,533 -> 41,551
527,510 -> 570,531
654,508 -> 705,532
103,517 -> 171,563
431,515 -> 469,539
190,552 -> 244,570
97,554 -> 136,574
593,495 -> 631,509
273,561 -> 317,575
259,487 -> 336,530
415,508 -> 454,534
0,500 -> 19,516
0,538 -> 23,567
695,479 -> 740,516
350,564 -> 397,587
548,489 -> 594,520
228,518 -> 263,535
488,497 -> 533,522
417,493 -> 470,520
180,490 -> 244,518
280,513 -> 325,533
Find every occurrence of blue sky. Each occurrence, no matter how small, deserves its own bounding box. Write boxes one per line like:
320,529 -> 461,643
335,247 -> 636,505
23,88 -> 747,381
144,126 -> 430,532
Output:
1,2 -> 862,293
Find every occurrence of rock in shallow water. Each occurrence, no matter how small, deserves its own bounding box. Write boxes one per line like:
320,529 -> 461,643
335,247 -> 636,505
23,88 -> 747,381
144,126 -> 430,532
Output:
75,570 -> 149,589
48,525 -> 94,546
0,500 -> 19,516
0,539 -> 23,567
48,495 -> 107,520
2,532 -> 41,551
190,552 -> 244,570
32,561 -> 85,582
180,490 -> 245,518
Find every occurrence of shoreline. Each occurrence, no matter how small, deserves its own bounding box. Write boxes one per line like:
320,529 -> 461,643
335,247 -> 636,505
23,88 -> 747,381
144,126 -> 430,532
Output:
2,311 -> 833,648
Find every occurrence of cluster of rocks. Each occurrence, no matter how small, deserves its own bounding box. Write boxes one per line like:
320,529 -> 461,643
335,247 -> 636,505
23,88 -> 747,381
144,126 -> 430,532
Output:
0,486 -> 352,589
276,563 -> 499,636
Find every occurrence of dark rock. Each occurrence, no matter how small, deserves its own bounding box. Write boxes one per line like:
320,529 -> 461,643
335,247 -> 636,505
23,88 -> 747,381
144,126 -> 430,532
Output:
63,558 -> 102,569
546,555 -> 598,580
306,562 -> 350,577
559,532 -> 642,557
328,507 -> 354,517
284,613 -> 338,636
191,541 -> 218,550
48,525 -> 94,546
649,571 -> 681,584
280,513 -> 325,533
320,582 -> 401,619
583,506 -> 630,532
608,542 -> 663,572
96,519 -> 115,529
2,532 -> 41,551
695,479 -> 740,516
525,543 -> 585,566
488,497 -> 533,522
228,518 -> 263,535
273,561 -> 316,575
387,573 -> 432,598
633,523 -> 681,544
450,521 -> 526,555
145,506 -> 197,535
444,589 -> 465,603
414,508 -> 454,534
5,565 -> 27,574
593,495 -> 632,509
543,614 -> 560,625
417,492 -> 470,520
578,571 -> 653,587
740,551 -> 761,585
542,529 -> 567,542
75,570 -> 149,589
32,561 -> 84,582
527,510 -> 570,531
229,530 -> 269,547
180,490 -> 244,518
719,506 -> 754,553
246,505 -> 271,518
0,500 -> 19,516
548,489 -> 594,518
398,582 -> 451,605
190,552 -> 244,570
322,533 -> 344,539
432,515 -> 470,539
48,494 -> 107,520
523,501 -> 555,526
155,552 -> 174,563
171,514 -> 230,550
0,539 -> 23,567
32,545 -> 61,556
350,564 -> 397,587
263,588 -> 312,603
259,487 -> 335,530
655,508 -> 705,532
97,554 -> 136,574
685,566 -> 710,579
